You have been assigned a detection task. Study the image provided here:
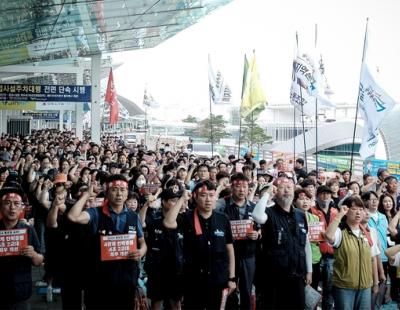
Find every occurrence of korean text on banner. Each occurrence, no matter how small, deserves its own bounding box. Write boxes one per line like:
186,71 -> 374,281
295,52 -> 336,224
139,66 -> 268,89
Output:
308,222 -> 325,242
100,233 -> 137,261
0,229 -> 28,257
230,219 -> 253,240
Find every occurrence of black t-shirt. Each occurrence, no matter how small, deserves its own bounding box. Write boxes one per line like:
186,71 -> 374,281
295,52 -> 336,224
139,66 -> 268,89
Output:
0,221 -> 41,303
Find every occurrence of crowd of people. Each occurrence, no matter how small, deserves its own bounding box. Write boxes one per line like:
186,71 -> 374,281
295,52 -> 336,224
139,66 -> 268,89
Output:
0,128 -> 400,310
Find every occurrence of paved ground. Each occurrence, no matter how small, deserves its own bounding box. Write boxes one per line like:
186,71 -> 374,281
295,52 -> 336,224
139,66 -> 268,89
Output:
27,265 -> 400,310
29,266 -> 63,310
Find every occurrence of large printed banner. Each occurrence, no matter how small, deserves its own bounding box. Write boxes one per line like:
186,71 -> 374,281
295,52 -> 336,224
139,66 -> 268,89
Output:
100,233 -> 137,261
0,84 -> 91,102
364,159 -> 400,181
0,229 -> 28,256
317,155 -> 351,172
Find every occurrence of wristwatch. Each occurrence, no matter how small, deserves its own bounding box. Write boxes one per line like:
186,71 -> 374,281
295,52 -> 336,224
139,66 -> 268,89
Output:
228,277 -> 236,282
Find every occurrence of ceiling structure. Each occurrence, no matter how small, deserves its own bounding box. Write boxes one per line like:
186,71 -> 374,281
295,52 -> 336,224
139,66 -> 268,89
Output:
0,0 -> 232,67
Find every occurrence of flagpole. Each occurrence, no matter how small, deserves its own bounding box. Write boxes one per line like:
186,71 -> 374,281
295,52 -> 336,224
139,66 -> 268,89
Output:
238,54 -> 248,159
209,91 -> 214,157
293,106 -> 296,164
315,24 -> 319,173
144,106 -> 147,146
300,90 -> 308,172
238,116 -> 242,159
296,32 -> 308,171
350,18 -> 369,174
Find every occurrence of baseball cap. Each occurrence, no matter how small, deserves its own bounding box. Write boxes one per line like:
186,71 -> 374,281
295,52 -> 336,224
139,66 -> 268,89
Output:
54,173 -> 68,184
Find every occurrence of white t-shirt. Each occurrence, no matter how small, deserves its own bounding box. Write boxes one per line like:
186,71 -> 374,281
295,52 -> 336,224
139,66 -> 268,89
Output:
333,227 -> 378,257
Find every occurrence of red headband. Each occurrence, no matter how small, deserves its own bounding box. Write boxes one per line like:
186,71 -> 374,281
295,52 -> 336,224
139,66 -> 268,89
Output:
1,193 -> 22,202
232,180 -> 248,186
106,180 -> 128,189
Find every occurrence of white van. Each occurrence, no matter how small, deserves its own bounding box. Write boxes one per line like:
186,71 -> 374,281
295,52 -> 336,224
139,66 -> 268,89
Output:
123,133 -> 137,145
191,143 -> 222,158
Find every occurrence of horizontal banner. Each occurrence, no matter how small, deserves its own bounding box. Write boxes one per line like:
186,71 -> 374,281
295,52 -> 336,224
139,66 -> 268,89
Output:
0,84 -> 91,102
364,159 -> 400,181
22,112 -> 59,120
0,101 -> 35,110
36,102 -> 76,111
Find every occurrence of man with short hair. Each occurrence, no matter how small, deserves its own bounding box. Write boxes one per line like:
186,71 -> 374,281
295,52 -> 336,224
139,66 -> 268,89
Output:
311,185 -> 338,310
0,186 -> 44,309
384,176 -> 400,210
294,158 -> 308,180
216,173 -> 260,309
164,180 -> 236,309
68,174 -> 147,309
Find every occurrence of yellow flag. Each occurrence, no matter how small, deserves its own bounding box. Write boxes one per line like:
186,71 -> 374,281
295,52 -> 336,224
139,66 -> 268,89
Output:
240,52 -> 267,118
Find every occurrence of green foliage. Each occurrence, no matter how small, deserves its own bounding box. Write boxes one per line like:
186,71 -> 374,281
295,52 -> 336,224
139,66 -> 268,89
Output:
182,115 -> 198,137
240,113 -> 272,150
198,114 -> 229,144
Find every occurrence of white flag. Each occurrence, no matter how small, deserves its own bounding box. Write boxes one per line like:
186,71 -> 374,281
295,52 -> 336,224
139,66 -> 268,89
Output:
208,56 -> 232,104
290,50 -> 335,116
357,24 -> 396,159
143,87 -> 159,108
315,53 -> 336,111
358,64 -> 396,159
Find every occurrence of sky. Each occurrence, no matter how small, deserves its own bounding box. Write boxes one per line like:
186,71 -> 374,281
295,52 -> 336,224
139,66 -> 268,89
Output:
111,0 -> 400,122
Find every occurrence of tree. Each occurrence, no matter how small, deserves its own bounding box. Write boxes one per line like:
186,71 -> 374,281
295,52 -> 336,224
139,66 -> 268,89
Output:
198,114 -> 229,144
182,115 -> 198,137
182,115 -> 197,123
240,114 -> 272,151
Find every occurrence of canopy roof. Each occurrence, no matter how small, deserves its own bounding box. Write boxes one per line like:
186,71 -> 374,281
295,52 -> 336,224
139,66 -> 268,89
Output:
0,0 -> 231,66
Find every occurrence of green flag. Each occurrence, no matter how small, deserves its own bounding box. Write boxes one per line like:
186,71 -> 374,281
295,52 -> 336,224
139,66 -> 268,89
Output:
240,51 -> 267,118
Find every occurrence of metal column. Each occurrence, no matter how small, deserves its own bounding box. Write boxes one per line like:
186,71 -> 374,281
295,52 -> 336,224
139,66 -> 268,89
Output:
59,109 -> 64,131
91,54 -> 101,144
75,69 -> 84,140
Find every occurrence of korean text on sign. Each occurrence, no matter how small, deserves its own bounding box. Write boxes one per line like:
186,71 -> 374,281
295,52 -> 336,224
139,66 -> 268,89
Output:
0,229 -> 28,257
230,219 -> 253,240
100,233 -> 137,261
308,222 -> 325,242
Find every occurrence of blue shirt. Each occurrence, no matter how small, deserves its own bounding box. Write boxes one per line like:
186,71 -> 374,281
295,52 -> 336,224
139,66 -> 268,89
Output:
368,211 -> 388,262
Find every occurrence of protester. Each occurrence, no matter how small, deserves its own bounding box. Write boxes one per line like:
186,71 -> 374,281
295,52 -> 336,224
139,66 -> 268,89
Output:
67,174 -> 147,309
216,173 -> 259,310
0,186 -> 44,309
325,196 -> 374,310
252,176 -> 312,309
163,180 -> 236,309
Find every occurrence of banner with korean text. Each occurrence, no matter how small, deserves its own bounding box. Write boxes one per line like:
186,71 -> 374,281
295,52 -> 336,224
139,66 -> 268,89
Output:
0,229 -> 28,256
100,233 -> 137,261
0,84 -> 91,102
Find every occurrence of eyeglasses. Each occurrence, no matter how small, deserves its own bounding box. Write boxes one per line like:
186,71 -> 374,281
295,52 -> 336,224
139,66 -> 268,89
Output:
369,199 -> 378,203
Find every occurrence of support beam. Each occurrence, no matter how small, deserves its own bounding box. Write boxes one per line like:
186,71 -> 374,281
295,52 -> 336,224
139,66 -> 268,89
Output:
75,69 -> 84,140
59,109 -> 64,131
91,54 -> 102,144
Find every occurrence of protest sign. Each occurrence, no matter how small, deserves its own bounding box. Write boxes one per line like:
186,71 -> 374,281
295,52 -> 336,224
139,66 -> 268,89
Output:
100,233 -> 137,261
0,229 -> 28,256
95,197 -> 104,207
140,184 -> 160,195
230,219 -> 253,240
308,222 -> 325,242
235,162 -> 244,173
